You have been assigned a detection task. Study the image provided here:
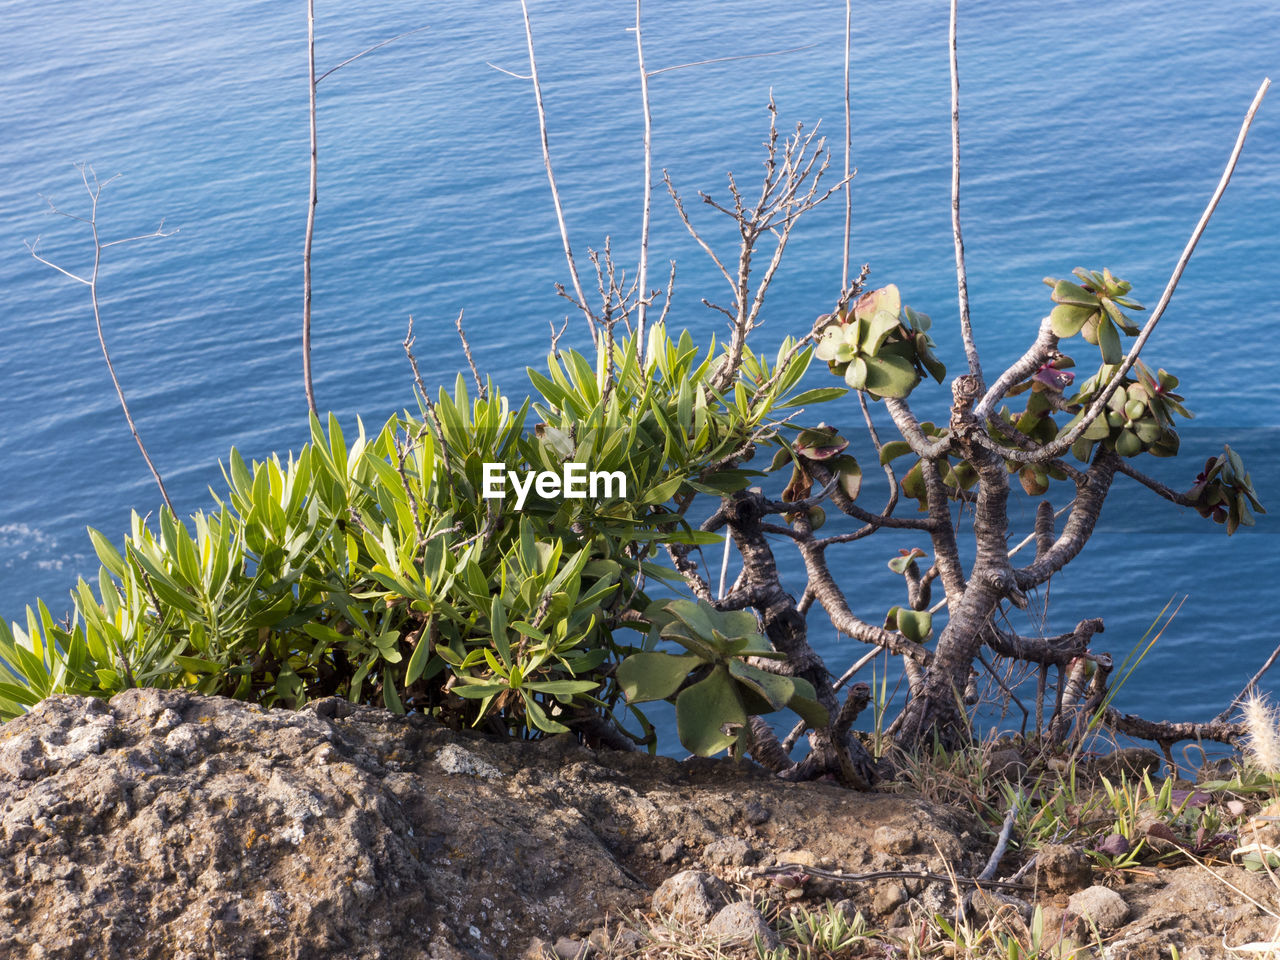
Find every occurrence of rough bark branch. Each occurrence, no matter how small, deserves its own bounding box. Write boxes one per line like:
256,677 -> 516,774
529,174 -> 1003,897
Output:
797,537 -> 931,664
1014,453 -> 1116,590
1113,458 -> 1199,508
1101,709 -> 1244,748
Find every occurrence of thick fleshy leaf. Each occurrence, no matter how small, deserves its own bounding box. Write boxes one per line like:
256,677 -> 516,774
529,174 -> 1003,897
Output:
830,455 -> 862,500
1020,466 -> 1049,496
863,354 -> 920,399
787,677 -> 830,728
1033,365 -> 1075,391
1097,317 -> 1123,364
895,608 -> 933,642
1101,297 -> 1141,335
729,659 -> 795,711
844,356 -> 869,390
719,608 -> 762,640
1133,418 -> 1163,445
915,334 -> 947,383
1050,303 -> 1095,338
795,426 -> 849,461
864,309 -> 902,356
1052,279 -> 1100,307
952,460 -> 979,490
814,328 -> 846,362
902,461 -> 927,505
888,548 -> 927,574
616,651 -> 700,703
903,304 -> 931,332
665,599 -> 717,642
879,440 -> 915,465
676,666 -> 746,756
854,284 -> 901,323
1114,428 -> 1143,457
1083,414 -> 1111,441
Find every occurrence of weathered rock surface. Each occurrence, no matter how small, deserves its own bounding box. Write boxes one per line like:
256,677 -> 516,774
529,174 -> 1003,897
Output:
1067,884 -> 1129,934
704,901 -> 779,950
0,690 -> 982,959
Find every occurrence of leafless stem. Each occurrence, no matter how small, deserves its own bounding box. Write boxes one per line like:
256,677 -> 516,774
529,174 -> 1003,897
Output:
454,309 -> 486,400
302,14 -> 431,416
632,0 -> 653,360
1216,641 -> 1280,723
978,792 -> 1020,882
667,99 -> 846,393
841,0 -> 853,290
27,164 -> 176,514
403,317 -> 458,500
517,0 -> 597,344
645,42 -> 818,78
303,0 -> 319,415
949,0 -> 980,382
1113,458 -> 1198,508
315,25 -> 429,84
988,78 -> 1271,464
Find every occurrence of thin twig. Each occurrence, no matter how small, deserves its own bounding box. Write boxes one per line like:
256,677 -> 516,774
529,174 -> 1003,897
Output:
984,78 -> 1271,464
403,316 -> 459,501
315,25 -> 429,84
758,863 -> 1031,893
632,0 -> 653,360
454,309 -> 486,400
716,533 -> 732,600
977,793 -> 1018,885
645,42 -> 819,78
303,0 -> 319,414
517,0 -> 597,343
28,165 -> 176,514
949,0 -> 980,382
841,0 -> 852,290
1216,640 -> 1280,723
484,61 -> 532,80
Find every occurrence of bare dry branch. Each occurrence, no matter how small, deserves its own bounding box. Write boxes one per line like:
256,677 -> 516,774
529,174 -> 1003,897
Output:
28,165 -> 176,514
982,78 -> 1271,464
841,0 -> 853,290
949,0 -> 981,381
454,309 -> 486,400
1216,641 -> 1280,723
303,0 -> 319,415
645,42 -> 819,78
516,0 -> 597,344
632,0 -> 654,359
316,24 -> 429,84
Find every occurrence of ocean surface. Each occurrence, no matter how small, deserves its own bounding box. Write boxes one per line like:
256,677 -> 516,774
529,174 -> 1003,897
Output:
2,1 -> 1278,746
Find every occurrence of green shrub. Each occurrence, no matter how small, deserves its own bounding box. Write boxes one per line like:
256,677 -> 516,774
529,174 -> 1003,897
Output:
0,326 -> 835,749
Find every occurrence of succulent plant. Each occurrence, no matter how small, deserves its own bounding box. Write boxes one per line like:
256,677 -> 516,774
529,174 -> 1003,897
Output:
769,425 -> 863,519
616,599 -> 828,757
1045,268 -> 1144,365
878,422 -> 979,511
883,605 -> 933,643
814,285 -> 946,399
1188,445 -> 1265,535
1059,361 -> 1190,462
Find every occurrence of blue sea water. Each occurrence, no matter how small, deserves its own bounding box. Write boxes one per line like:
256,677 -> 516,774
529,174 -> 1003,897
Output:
1,1 -> 1278,741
